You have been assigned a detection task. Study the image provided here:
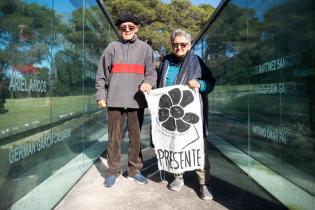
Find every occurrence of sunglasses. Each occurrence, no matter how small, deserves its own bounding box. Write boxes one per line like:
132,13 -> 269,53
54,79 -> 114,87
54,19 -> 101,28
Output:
119,24 -> 137,32
172,42 -> 189,49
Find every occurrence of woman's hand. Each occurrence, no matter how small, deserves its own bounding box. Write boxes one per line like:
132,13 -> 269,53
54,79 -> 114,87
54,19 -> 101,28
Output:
188,79 -> 200,89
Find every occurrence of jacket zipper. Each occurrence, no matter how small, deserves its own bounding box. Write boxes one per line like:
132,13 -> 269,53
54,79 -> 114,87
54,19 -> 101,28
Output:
126,42 -> 130,62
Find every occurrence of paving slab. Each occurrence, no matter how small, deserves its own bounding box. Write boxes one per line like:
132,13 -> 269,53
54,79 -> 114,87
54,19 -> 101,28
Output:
54,144 -> 287,210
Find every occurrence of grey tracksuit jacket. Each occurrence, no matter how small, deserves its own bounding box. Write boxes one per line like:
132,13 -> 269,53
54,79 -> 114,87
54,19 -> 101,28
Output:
95,37 -> 157,108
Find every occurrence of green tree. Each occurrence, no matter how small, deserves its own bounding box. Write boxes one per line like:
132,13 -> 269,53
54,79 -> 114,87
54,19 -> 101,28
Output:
103,0 -> 214,54
0,0 -> 63,98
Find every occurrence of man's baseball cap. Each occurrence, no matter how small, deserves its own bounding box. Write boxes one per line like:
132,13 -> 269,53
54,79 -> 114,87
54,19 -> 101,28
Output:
115,14 -> 140,26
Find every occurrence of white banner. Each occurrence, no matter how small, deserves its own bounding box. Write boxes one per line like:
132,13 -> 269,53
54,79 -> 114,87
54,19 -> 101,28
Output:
145,85 -> 204,173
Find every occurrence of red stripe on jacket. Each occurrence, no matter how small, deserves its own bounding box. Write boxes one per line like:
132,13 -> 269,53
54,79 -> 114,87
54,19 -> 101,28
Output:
111,64 -> 145,74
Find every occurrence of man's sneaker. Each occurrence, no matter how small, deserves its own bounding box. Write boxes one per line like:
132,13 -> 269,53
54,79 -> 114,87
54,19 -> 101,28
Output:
127,173 -> 148,184
104,175 -> 118,188
168,177 -> 184,191
200,185 -> 214,200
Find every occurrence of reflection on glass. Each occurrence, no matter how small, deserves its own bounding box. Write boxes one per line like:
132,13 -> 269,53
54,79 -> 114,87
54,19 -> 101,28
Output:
0,0 -> 117,209
193,0 -> 315,207
0,1 -> 53,207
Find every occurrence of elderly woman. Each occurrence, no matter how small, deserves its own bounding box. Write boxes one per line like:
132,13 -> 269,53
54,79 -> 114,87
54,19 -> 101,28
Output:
156,29 -> 215,200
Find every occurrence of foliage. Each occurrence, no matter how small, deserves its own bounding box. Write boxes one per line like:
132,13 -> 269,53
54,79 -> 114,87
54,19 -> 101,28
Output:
0,0 -> 214,100
198,0 -> 315,85
0,0 -> 63,99
0,0 -> 115,98
103,0 -> 214,55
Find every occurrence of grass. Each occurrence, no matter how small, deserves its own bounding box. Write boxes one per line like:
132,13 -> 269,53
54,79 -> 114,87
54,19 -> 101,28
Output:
0,95 -> 97,135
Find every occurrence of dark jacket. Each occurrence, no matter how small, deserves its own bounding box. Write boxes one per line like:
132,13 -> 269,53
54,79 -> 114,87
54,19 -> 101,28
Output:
157,51 -> 215,137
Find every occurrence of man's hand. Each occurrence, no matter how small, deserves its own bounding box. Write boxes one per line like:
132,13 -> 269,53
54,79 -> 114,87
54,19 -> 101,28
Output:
97,99 -> 106,109
140,82 -> 152,93
188,79 -> 200,89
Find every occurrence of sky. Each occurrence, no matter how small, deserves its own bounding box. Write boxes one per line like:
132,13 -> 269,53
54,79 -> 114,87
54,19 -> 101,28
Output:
162,0 -> 221,7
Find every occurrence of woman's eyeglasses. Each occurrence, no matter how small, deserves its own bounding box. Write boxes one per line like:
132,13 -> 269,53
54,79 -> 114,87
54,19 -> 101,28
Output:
172,42 -> 189,49
119,25 -> 137,32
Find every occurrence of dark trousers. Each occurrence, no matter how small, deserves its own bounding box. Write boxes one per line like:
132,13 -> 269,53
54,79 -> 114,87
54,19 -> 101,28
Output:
106,107 -> 144,176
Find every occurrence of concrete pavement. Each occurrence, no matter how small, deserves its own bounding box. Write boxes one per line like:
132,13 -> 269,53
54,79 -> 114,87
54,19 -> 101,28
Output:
54,143 -> 287,210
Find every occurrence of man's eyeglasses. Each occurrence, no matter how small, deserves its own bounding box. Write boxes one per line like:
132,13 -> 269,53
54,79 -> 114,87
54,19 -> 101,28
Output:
119,25 -> 137,32
172,42 -> 189,49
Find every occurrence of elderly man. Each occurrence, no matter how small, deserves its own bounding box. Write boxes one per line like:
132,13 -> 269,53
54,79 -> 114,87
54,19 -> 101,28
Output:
95,13 -> 156,188
156,29 -> 215,200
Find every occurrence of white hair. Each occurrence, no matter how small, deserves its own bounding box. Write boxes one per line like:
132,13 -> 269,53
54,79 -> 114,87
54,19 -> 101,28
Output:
170,29 -> 192,44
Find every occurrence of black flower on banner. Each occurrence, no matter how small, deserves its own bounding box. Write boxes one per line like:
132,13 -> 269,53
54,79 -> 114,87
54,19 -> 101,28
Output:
158,88 -> 199,133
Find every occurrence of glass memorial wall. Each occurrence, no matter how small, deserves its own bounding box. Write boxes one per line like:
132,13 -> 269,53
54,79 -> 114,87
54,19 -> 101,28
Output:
0,0 -> 117,209
193,0 -> 314,209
